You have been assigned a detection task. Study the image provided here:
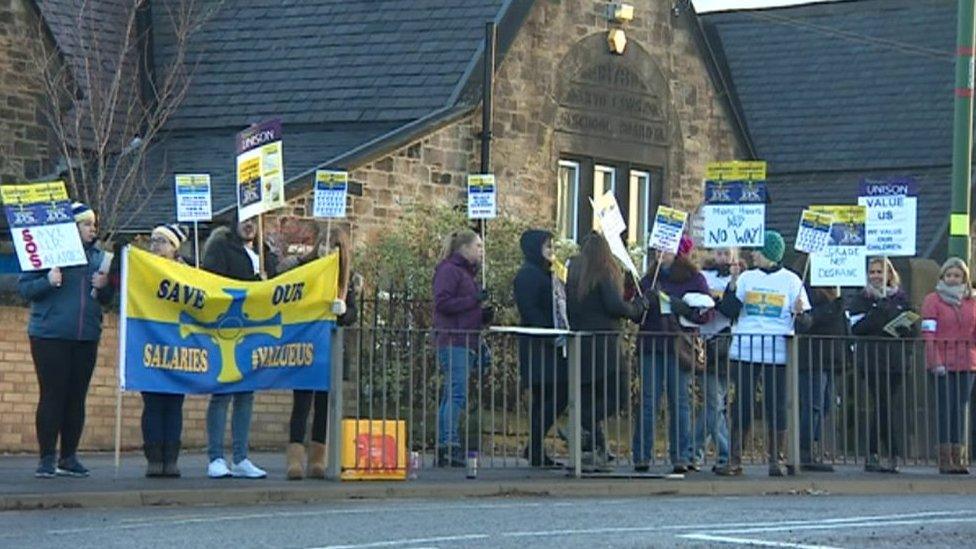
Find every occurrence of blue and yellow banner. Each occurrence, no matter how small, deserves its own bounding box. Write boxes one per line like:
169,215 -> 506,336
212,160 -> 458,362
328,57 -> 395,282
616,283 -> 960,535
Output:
120,246 -> 338,394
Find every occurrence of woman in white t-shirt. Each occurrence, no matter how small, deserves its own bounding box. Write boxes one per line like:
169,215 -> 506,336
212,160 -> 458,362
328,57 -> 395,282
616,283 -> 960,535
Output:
716,231 -> 811,477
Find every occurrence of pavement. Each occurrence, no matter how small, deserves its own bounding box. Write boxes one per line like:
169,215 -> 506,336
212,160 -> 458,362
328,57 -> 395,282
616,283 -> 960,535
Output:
3,451 -> 976,511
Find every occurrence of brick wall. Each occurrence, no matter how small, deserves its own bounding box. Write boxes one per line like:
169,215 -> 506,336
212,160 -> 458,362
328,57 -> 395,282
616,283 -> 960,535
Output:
0,306 -> 296,454
0,0 -> 57,183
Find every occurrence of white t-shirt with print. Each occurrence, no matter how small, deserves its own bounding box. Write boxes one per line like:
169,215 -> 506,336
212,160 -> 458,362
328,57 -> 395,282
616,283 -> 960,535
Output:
701,269 -> 733,339
729,267 -> 811,365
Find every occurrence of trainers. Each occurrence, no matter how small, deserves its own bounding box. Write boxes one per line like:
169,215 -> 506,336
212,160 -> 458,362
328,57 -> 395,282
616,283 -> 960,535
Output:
207,458 -> 232,478
56,455 -> 89,478
35,455 -> 56,478
231,458 -> 267,479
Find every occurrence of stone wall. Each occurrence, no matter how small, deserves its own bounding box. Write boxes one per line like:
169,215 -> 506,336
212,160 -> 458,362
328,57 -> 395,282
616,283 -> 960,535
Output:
0,0 -> 56,183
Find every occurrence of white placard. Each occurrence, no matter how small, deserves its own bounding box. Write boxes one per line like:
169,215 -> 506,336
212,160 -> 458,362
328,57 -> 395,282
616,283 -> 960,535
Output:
809,205 -> 867,287
467,174 -> 496,219
648,206 -> 688,254
794,209 -> 833,255
1,181 -> 86,271
702,204 -> 765,248
593,190 -> 626,236
174,174 -> 212,222
313,170 -> 348,218
236,119 -> 285,222
857,178 -> 917,256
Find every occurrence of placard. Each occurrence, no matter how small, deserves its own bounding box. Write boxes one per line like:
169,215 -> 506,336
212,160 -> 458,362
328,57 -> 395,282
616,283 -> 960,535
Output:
592,190 -> 626,236
857,177 -> 917,256
702,181 -> 766,248
174,174 -> 212,222
313,170 -> 348,219
0,181 -> 86,271
794,209 -> 833,254
236,119 -> 285,221
467,174 -> 496,219
705,160 -> 767,182
809,205 -> 867,287
648,206 -> 688,254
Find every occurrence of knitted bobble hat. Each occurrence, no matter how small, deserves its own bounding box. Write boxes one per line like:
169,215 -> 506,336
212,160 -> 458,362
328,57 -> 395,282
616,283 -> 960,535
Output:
760,230 -> 785,264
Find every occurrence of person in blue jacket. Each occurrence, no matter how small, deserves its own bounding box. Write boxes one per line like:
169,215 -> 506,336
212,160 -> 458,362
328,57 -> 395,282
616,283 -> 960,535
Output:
20,202 -> 115,478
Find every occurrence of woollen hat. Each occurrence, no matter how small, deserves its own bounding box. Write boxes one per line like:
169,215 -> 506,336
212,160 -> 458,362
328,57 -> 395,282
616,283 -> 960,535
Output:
677,234 -> 694,257
760,230 -> 786,264
151,223 -> 188,249
71,202 -> 95,224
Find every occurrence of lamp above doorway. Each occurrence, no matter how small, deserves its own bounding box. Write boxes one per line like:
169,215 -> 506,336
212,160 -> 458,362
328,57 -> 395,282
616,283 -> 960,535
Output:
606,2 -> 633,55
607,29 -> 627,55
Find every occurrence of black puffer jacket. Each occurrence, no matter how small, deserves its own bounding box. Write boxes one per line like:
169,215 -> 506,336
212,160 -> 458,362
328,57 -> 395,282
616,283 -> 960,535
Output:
202,226 -> 278,281
513,230 -> 561,387
848,289 -> 918,373
796,285 -> 850,371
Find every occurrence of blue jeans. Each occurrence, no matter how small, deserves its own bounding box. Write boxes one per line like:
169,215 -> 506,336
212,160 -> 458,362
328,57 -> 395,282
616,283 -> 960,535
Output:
798,370 -> 828,460
207,392 -> 254,463
632,351 -> 692,464
934,372 -> 975,444
437,346 -> 477,448
693,370 -> 730,465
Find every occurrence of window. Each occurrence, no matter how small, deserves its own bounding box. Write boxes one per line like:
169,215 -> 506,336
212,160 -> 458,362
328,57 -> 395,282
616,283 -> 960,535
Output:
557,160 -> 580,241
592,165 -> 615,230
628,170 -> 651,246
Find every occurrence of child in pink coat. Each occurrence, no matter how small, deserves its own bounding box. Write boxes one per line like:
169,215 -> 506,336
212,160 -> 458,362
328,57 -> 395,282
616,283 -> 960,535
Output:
921,257 -> 976,474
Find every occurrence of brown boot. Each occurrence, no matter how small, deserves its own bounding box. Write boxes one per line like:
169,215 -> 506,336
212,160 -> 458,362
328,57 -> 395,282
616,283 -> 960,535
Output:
950,444 -> 970,475
721,425 -> 744,476
767,431 -> 786,477
308,441 -> 327,479
938,444 -> 953,474
286,443 -> 306,480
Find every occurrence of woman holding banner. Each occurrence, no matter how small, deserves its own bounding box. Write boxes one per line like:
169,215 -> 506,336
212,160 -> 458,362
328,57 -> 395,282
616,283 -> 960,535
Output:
921,257 -> 976,474
718,230 -> 811,477
286,227 -> 359,480
433,229 -> 490,468
849,258 -> 916,474
566,233 -> 645,471
21,202 -> 114,478
632,234 -> 712,474
140,224 -> 190,477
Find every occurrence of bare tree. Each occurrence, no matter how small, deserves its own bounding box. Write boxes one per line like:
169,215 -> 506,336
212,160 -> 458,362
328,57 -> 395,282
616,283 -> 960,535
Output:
28,0 -> 216,241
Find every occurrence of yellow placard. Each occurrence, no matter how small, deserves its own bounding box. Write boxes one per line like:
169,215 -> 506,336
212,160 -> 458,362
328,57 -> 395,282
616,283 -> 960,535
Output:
810,205 -> 866,225
657,205 -> 688,225
951,213 -> 971,236
801,209 -> 833,230
340,419 -> 407,481
706,161 -> 767,181
174,174 -> 210,189
0,181 -> 69,205
316,171 -> 348,185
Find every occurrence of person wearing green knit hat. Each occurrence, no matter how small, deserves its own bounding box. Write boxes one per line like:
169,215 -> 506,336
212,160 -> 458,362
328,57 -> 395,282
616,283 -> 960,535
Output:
713,229 -> 812,477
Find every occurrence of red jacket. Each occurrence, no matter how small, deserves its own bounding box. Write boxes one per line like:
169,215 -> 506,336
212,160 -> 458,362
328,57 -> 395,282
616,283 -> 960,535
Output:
921,292 -> 976,372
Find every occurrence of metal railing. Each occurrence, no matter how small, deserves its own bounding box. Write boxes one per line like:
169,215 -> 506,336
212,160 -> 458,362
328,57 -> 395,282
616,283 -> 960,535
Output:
325,328 -> 974,479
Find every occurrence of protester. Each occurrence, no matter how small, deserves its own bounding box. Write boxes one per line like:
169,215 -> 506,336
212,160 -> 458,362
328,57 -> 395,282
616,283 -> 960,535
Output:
433,229 -> 490,467
141,224 -> 189,477
792,253 -> 847,473
633,235 -> 712,474
202,213 -> 277,479
21,202 -> 114,478
849,257 -> 916,474
513,230 -> 569,467
693,247 -> 738,475
718,230 -> 811,476
286,227 -> 360,480
566,232 -> 645,470
921,257 -> 976,474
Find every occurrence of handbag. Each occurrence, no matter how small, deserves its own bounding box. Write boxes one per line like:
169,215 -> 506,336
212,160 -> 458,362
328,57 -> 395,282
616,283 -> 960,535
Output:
667,315 -> 705,372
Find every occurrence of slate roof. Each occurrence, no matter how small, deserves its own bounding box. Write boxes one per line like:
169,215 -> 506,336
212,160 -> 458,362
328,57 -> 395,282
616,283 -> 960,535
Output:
702,0 -> 959,259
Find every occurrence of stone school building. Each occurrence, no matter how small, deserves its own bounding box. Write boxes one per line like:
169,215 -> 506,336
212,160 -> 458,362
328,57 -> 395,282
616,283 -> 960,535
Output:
0,0 -> 961,452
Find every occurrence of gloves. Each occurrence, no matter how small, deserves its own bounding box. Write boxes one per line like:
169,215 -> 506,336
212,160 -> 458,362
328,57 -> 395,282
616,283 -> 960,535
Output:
670,296 -> 693,318
477,288 -> 490,302
481,306 -> 495,326
642,289 -> 660,309
631,297 -> 647,321
331,299 -> 347,316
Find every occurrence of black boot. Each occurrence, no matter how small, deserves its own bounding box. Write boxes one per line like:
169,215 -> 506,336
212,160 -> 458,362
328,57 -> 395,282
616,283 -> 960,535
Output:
162,441 -> 181,478
437,446 -> 464,468
144,443 -> 164,477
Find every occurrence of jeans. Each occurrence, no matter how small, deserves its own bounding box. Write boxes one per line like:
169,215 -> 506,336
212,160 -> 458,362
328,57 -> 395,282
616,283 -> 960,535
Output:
934,372 -> 975,445
730,362 -> 787,457
290,390 -> 328,444
437,346 -> 477,448
632,351 -> 692,464
141,392 -> 185,445
693,369 -> 730,465
30,338 -> 99,459
207,392 -> 255,463
798,370 -> 828,461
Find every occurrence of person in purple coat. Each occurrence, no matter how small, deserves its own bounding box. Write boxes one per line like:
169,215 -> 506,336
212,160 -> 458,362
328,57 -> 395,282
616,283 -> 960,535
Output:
433,229 -> 491,467
633,234 -> 713,473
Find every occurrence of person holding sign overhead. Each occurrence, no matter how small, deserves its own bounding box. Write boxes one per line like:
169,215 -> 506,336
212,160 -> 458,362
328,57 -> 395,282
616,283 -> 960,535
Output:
20,202 -> 115,478
717,230 -> 811,477
920,257 -> 976,475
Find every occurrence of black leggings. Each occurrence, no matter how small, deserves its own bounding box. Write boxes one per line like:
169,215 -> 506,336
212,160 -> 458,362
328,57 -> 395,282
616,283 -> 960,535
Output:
290,390 -> 328,443
30,338 -> 99,458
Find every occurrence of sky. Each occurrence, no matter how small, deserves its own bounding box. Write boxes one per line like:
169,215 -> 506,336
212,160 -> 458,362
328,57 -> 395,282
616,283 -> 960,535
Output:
692,0 -> 846,13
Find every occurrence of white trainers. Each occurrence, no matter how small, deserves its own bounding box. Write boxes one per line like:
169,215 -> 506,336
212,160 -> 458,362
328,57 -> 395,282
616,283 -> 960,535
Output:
231,458 -> 267,479
207,458 -> 232,478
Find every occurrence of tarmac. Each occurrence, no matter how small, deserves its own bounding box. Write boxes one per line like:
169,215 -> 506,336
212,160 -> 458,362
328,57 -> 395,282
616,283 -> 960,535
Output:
3,451 -> 976,511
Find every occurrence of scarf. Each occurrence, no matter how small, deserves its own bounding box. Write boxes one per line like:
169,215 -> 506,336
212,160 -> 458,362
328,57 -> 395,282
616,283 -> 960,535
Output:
551,260 -> 569,331
865,284 -> 899,300
936,280 -> 970,307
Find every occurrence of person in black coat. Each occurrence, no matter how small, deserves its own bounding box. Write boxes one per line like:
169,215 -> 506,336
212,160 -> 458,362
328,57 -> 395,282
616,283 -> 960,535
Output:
566,233 -> 645,469
848,257 -> 917,473
513,230 -> 567,467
